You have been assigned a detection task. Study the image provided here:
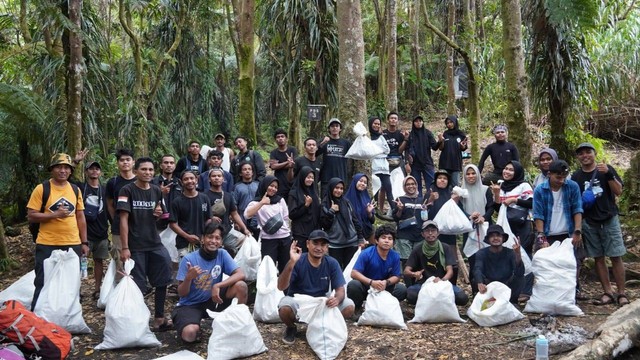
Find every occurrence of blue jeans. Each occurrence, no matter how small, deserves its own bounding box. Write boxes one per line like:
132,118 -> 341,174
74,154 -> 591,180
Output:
411,165 -> 435,197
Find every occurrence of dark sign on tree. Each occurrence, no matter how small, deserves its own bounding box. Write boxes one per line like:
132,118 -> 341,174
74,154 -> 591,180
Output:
307,104 -> 326,122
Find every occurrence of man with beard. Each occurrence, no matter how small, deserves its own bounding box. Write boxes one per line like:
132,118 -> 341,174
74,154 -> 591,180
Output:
171,222 -> 248,343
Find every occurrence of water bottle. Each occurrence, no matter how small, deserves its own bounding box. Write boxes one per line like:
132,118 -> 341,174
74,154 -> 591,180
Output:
535,335 -> 549,360
80,254 -> 88,279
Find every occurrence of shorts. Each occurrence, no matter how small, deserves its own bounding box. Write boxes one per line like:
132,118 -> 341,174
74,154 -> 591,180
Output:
171,288 -> 230,336
277,295 -> 354,319
89,238 -> 109,260
583,216 -> 626,258
129,247 -> 173,293
394,238 -> 421,260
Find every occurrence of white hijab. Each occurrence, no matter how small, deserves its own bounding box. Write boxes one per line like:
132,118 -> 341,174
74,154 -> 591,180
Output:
461,164 -> 488,214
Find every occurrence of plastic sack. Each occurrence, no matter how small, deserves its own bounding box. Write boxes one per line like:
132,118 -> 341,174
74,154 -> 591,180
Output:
160,227 -> 180,263
95,259 -> 160,350
345,122 -> 385,160
33,249 -> 91,334
463,223 -> 489,258
235,235 -> 261,282
0,270 -> 35,309
295,294 -> 347,360
0,344 -> 25,360
496,205 -> 532,275
524,239 -> 583,316
253,256 -> 284,323
467,281 -> 525,327
206,299 -> 267,360
153,350 -> 204,360
97,260 -> 116,309
357,289 -> 406,329
224,228 -> 246,255
432,199 -> 473,235
342,247 -> 361,286
410,277 -> 465,323
451,186 -> 469,198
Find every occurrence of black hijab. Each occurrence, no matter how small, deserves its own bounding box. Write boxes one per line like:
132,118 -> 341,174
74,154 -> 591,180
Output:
428,170 -> 452,220
443,115 -> 465,138
254,175 -> 282,204
289,166 -> 320,214
410,116 -> 431,161
501,161 -> 525,193
368,116 -> 382,140
323,177 -> 353,236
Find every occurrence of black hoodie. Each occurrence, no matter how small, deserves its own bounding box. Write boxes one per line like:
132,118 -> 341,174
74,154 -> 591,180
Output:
438,115 -> 467,172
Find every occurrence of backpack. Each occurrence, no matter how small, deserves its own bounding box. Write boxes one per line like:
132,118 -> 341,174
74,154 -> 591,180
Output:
29,181 -> 80,242
0,300 -> 73,360
581,171 -> 598,210
82,183 -> 102,222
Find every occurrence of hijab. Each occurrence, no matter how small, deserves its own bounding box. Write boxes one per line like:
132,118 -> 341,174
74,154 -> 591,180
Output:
410,116 -> 431,161
428,170 -> 452,220
538,148 -> 558,176
461,164 -> 488,214
288,166 -> 320,215
254,175 -> 282,204
345,173 -> 372,234
402,175 -> 419,199
368,116 -> 382,141
500,161 -> 525,193
443,115 -> 464,138
323,177 -> 353,236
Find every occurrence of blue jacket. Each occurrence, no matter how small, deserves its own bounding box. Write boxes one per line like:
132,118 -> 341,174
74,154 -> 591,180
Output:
533,178 -> 583,236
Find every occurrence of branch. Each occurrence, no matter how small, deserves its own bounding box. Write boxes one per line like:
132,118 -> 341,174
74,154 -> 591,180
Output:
226,1 -> 239,70
118,0 -> 142,93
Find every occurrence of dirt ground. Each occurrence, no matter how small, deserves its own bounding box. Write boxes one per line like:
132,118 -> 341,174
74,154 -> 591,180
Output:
2,227 -> 639,360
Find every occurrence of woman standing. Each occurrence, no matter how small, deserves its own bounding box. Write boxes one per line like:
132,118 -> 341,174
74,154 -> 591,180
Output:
369,116 -> 394,215
245,176 -> 291,273
345,173 -> 376,244
287,166 -> 321,253
532,148 -> 558,189
320,177 -> 365,269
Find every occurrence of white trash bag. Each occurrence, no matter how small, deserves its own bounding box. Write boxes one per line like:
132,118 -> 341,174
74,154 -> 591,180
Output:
342,247 -> 361,285
234,235 -> 261,282
206,299 -> 267,360
97,260 -> 117,309
463,223 -> 489,258
153,350 -> 204,360
524,238 -> 583,316
95,259 -> 160,349
160,227 -> 180,263
432,199 -> 473,235
357,289 -> 406,329
0,270 -> 35,309
345,122 -> 385,160
33,249 -> 91,334
467,281 -> 525,327
295,294 -> 348,360
496,205 -> 532,275
410,277 -> 465,323
253,256 -> 284,323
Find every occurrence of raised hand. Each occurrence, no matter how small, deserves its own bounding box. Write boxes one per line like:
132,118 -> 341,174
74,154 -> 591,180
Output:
185,261 -> 204,281
304,195 -> 313,207
331,200 -> 339,212
289,240 -> 302,263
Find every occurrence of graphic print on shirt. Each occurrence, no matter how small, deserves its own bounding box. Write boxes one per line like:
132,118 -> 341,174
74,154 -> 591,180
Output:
48,196 -> 76,214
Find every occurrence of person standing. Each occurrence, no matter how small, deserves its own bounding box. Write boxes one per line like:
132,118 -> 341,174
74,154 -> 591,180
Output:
378,112 -> 409,212
198,150 -> 234,193
27,153 -> 88,310
233,162 -> 260,239
478,125 -> 520,185
175,141 -> 209,176
437,115 -> 468,187
317,118 -> 351,197
106,149 -> 136,271
82,160 -> 109,299
532,148 -> 558,189
572,143 -> 628,306
293,137 -> 322,185
269,129 -> 298,198
287,166 -> 321,254
213,133 -> 235,173
231,136 -> 266,183
407,115 -> 439,197
118,157 -> 173,331
369,116 -> 394,215
152,154 -> 181,231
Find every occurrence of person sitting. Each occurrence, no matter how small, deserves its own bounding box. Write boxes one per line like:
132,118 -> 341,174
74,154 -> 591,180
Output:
347,225 -> 407,310
474,224 -> 524,304
404,221 -> 468,306
171,222 -> 248,343
277,230 -> 355,345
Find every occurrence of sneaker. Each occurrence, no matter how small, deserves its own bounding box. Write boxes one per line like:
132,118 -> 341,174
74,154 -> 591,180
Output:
282,325 -> 297,345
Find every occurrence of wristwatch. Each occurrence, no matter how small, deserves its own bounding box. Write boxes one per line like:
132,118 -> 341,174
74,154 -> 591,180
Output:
573,229 -> 582,236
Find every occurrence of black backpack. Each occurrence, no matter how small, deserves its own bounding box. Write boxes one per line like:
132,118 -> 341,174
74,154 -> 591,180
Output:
29,180 -> 80,242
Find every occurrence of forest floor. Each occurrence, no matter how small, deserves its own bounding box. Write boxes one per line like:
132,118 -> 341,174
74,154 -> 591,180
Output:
1,222 -> 640,360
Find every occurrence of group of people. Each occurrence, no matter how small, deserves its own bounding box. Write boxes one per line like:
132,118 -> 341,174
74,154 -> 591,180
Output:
25,113 -> 628,348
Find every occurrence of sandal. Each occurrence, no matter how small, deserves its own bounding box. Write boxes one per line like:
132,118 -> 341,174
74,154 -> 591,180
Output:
617,294 -> 630,307
592,293 -> 616,306
151,319 -> 173,332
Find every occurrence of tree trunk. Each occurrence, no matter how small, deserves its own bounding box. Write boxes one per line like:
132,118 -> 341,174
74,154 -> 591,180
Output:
385,0 -> 398,112
501,0 -> 532,167
67,0 -> 84,166
409,0 -> 422,109
231,0 -> 257,146
0,216 -> 8,261
461,0 -> 480,163
621,150 -> 640,213
374,0 -> 387,103
446,1 -> 456,115
337,0 -> 368,177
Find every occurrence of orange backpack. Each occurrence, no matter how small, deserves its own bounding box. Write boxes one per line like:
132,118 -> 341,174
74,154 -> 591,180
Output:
0,300 -> 73,360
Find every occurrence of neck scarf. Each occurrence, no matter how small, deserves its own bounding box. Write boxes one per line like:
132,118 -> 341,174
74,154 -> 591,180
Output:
422,239 -> 446,270
199,247 -> 218,261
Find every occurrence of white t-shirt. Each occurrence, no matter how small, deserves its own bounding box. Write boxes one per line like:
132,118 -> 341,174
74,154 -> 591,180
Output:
548,188 -> 569,235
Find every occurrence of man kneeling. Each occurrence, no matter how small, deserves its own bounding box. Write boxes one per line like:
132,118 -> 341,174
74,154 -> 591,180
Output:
172,222 -> 248,343
277,230 -> 355,345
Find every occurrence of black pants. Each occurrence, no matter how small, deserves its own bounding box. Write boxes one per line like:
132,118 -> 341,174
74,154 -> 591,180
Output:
329,246 -> 359,270
32,244 -> 82,311
346,280 -> 407,309
261,236 -> 292,274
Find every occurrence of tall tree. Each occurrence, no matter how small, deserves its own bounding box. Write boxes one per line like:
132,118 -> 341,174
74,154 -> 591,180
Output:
501,0 -> 532,167
66,0 -> 85,161
229,0 -> 257,146
445,1 -> 456,115
384,0 -> 398,111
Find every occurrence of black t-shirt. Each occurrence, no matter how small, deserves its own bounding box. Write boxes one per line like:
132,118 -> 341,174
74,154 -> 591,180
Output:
116,183 -> 163,251
151,175 -> 182,213
175,155 -> 208,176
405,242 -> 457,284
439,131 -> 467,171
293,156 -> 322,182
205,190 -> 237,234
572,166 -> 622,223
383,129 -> 405,157
169,193 -> 212,249
478,141 -> 519,174
270,146 -> 298,197
317,138 -> 351,183
82,182 -> 109,241
106,175 -> 136,235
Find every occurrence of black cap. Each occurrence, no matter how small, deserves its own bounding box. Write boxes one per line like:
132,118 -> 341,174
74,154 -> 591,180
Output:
575,142 -> 596,154
85,161 -> 101,170
308,229 -> 330,242
548,160 -> 570,175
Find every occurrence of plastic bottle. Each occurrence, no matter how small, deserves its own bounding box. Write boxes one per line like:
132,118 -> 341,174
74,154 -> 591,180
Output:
80,254 -> 88,279
535,335 -> 549,360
